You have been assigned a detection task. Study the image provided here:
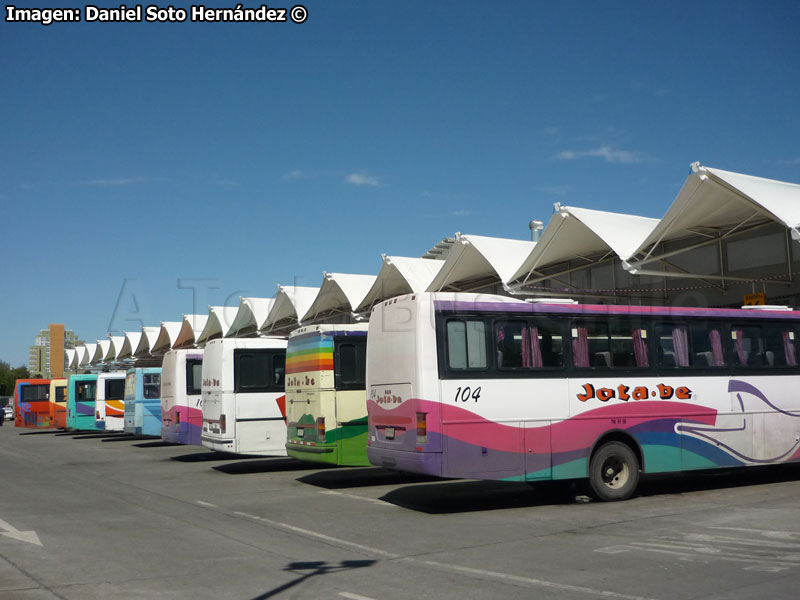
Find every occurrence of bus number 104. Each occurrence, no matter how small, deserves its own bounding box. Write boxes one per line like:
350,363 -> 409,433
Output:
454,386 -> 481,403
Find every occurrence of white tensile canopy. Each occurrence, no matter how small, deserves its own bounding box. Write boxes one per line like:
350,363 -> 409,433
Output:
79,343 -> 97,367
259,285 -> 320,335
105,336 -> 126,362
356,255 -> 445,314
225,297 -> 276,338
195,306 -> 240,345
302,273 -> 377,323
150,321 -> 183,355
64,348 -> 76,370
90,340 -> 111,365
133,327 -> 161,359
117,332 -> 142,361
426,233 -> 536,292
173,314 -> 208,349
510,205 -> 659,288
624,163 -> 800,276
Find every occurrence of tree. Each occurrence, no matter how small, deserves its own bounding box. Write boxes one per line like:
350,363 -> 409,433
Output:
0,360 -> 31,396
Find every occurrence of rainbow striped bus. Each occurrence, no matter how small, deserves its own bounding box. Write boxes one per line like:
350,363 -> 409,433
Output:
161,349 -> 204,445
285,324 -> 370,466
66,374 -> 99,431
14,379 -> 54,429
366,293 -> 800,501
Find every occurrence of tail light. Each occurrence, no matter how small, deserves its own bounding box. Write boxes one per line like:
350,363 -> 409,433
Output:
95,410 -> 100,419
219,414 -> 226,433
316,417 -> 326,443
175,411 -> 181,425
416,412 -> 428,444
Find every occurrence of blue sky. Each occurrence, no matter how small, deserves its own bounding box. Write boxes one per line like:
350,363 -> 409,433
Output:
2,1 -> 799,366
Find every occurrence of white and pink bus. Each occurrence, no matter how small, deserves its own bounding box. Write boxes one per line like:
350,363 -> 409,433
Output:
161,349 -> 204,445
366,293 -> 800,501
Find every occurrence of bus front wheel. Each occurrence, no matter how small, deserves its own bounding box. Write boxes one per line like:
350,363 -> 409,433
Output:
588,441 -> 639,501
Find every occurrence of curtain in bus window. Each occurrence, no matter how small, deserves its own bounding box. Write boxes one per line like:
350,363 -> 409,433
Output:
521,326 -> 532,367
783,331 -> 797,366
733,330 -> 745,366
529,327 -> 543,368
672,326 -> 690,367
572,327 -> 589,368
709,329 -> 725,366
632,328 -> 649,368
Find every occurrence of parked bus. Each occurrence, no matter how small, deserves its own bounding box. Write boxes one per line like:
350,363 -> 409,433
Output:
95,372 -> 127,431
366,293 -> 800,501
14,379 -> 53,429
285,324 -> 370,466
124,368 -> 162,436
50,379 -> 68,428
67,374 -> 99,430
201,338 -> 287,455
161,349 -> 204,444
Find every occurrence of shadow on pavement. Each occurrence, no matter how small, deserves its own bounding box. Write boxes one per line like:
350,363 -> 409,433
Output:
252,560 -> 376,600
213,457 -> 330,475
298,466 -> 440,490
171,451 -> 248,463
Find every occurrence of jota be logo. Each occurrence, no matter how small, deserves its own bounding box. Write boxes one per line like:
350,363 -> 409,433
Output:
577,383 -> 692,403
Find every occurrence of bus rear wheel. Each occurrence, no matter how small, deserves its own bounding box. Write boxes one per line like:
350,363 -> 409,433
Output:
589,441 -> 639,501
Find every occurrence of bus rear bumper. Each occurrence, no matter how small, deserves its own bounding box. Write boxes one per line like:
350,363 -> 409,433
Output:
367,446 -> 442,476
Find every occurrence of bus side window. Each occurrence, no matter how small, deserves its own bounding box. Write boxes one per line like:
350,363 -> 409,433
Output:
272,354 -> 286,387
107,379 -> 125,400
495,321 -> 526,369
762,323 -> 798,367
689,322 -> 726,367
446,320 -> 487,370
656,323 -> 691,368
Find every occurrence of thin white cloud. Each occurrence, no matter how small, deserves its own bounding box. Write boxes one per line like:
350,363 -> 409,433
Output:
555,146 -> 644,164
282,169 -> 305,181
777,158 -> 800,165
84,177 -> 151,186
345,173 -> 381,187
453,210 -> 473,217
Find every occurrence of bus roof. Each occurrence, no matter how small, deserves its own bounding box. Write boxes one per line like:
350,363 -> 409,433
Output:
289,323 -> 369,339
419,292 -> 800,320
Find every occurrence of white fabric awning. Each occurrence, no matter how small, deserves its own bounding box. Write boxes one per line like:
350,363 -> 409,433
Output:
117,332 -> 142,361
105,336 -> 126,361
426,233 -> 536,292
134,327 -> 161,359
79,343 -> 97,367
511,205 -> 659,284
195,306 -> 239,345
226,297 -> 276,338
65,348 -> 76,370
173,314 -> 208,349
627,163 -> 800,269
302,273 -> 377,323
151,322 -> 183,355
356,255 -> 445,314
91,340 -> 111,365
259,285 -> 319,333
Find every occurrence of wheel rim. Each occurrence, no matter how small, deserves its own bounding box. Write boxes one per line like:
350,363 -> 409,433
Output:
600,455 -> 629,489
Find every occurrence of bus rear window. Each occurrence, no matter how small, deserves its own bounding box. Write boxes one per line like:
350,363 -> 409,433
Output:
234,350 -> 285,393
186,360 -> 202,395
335,339 -> 367,390
21,385 -> 49,402
76,381 -> 96,402
446,320 -> 487,370
143,374 -> 161,399
106,379 -> 125,400
55,386 -> 66,403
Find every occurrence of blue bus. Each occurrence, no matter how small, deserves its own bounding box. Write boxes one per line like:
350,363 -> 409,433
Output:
124,368 -> 162,436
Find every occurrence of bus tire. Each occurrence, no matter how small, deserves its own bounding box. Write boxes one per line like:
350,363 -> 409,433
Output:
588,441 -> 639,501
